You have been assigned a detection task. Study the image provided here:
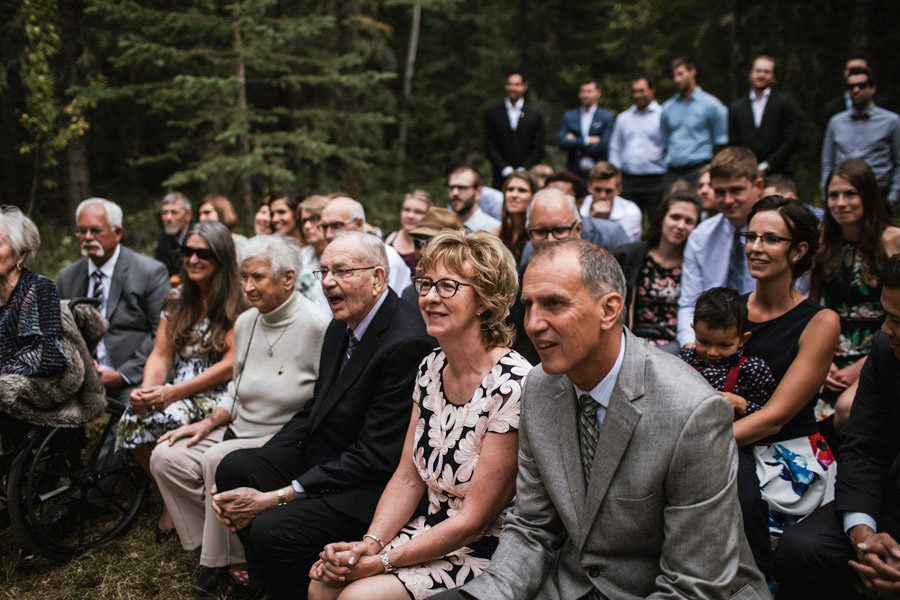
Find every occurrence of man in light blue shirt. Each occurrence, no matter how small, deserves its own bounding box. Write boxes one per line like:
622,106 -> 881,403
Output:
660,58 -> 728,187
821,65 -> 900,208
609,75 -> 667,215
677,147 -> 762,346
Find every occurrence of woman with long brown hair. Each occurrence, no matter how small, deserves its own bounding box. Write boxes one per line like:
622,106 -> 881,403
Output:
811,159 -> 900,429
494,171 -> 538,262
116,221 -> 247,541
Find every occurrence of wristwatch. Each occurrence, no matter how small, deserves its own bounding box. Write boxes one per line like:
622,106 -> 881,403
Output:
380,551 -> 397,574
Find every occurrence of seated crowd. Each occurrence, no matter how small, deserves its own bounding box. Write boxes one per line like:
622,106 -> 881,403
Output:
3,55 -> 900,600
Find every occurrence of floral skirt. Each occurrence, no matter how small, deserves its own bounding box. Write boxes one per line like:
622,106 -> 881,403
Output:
115,394 -> 219,450
385,515 -> 498,600
754,432 -> 836,549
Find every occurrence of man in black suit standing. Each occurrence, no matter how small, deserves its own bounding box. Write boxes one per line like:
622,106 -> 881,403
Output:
213,231 -> 434,599
728,55 -> 800,176
777,254 -> 900,598
484,71 -> 545,188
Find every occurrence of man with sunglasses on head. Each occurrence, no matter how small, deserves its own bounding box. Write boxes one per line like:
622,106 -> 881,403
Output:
57,198 -> 171,401
822,65 -> 900,214
399,207 -> 463,317
319,196 -> 412,294
213,231 -> 433,599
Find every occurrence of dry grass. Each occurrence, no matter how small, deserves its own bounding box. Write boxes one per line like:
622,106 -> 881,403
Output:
0,493 -> 200,599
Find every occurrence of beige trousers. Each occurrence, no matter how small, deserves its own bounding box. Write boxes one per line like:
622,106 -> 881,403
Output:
149,426 -> 272,567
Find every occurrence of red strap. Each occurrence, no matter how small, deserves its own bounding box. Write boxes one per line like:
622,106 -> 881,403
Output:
723,355 -> 747,393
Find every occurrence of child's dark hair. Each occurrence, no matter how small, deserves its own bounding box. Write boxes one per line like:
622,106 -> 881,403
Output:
694,287 -> 748,332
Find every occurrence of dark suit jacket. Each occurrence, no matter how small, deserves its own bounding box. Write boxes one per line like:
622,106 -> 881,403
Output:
154,227 -> 190,276
484,101 -> 545,187
266,290 -> 434,521
728,90 -> 800,174
57,245 -> 170,385
557,106 -> 615,175
835,332 -> 900,530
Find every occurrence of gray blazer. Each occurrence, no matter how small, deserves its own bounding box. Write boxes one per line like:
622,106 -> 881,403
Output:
57,245 -> 170,386
460,329 -> 768,600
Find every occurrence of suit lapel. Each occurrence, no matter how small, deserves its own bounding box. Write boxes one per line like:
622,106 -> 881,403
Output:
106,247 -> 129,320
72,260 -> 89,297
758,91 -> 777,129
554,379 -> 587,521
309,293 -> 398,433
578,332 -> 646,549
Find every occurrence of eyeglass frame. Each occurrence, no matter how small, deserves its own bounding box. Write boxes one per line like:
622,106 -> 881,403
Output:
75,226 -> 116,237
413,276 -> 474,298
180,245 -> 217,260
527,221 -> 579,241
319,218 -> 357,232
738,231 -> 794,246
313,265 -> 378,280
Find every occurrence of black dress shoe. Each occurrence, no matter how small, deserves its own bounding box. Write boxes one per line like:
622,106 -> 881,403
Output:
191,566 -> 226,598
155,525 -> 176,544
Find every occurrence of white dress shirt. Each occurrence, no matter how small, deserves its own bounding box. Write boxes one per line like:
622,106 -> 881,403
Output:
574,332 -> 627,431
750,87 -> 771,128
505,97 -> 525,131
608,101 -> 666,176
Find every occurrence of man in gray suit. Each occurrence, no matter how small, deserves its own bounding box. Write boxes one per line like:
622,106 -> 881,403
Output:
57,198 -> 170,400
435,239 -> 767,599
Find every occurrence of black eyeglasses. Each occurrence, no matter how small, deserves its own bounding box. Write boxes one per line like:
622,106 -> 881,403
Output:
411,235 -> 431,250
739,232 -> 793,246
180,245 -> 217,260
181,246 -> 216,260
527,221 -> 578,241
300,215 -> 321,226
313,266 -> 377,280
75,226 -> 112,237
846,81 -> 871,91
447,184 -> 476,192
319,219 -> 356,232
413,277 -> 473,298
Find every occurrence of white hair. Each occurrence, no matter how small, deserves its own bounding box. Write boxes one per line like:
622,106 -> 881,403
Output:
0,205 -> 40,262
239,234 -> 303,278
76,197 -> 124,228
329,197 -> 366,222
332,231 -> 389,275
162,191 -> 192,212
526,188 -> 583,228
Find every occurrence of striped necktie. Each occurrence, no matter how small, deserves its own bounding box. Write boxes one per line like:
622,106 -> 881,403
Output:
726,229 -> 745,291
340,329 -> 358,371
92,270 -> 105,311
577,393 -> 600,483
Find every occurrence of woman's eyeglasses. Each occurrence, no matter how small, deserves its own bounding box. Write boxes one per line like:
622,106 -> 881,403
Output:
180,246 -> 216,260
738,232 -> 793,246
413,277 -> 473,298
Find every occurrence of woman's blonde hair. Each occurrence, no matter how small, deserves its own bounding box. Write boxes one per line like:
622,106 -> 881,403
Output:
416,229 -> 518,348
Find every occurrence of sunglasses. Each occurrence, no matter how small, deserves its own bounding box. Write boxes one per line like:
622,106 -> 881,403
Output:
411,235 -> 432,249
180,245 -> 216,260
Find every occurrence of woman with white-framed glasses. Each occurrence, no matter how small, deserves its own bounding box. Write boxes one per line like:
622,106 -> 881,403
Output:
309,230 -> 531,600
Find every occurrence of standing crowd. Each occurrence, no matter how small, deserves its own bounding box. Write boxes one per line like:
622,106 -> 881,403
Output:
1,52 -> 900,600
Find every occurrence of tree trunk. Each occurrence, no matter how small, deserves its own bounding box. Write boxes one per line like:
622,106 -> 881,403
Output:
234,19 -> 253,223
395,2 -> 422,181
66,137 -> 90,217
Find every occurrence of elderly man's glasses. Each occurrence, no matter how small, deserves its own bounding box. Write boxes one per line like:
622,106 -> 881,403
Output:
180,246 -> 216,260
413,277 -> 473,298
75,226 -> 111,237
739,232 -> 793,246
320,219 -> 356,232
527,221 -> 577,241
313,266 -> 377,280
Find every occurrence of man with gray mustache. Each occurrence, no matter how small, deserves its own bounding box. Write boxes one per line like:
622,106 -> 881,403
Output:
57,198 -> 170,401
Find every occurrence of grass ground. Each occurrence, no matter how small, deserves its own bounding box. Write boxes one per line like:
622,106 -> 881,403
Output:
0,492 -> 200,599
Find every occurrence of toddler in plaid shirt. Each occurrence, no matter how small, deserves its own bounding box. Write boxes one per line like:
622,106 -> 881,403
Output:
678,287 -> 775,418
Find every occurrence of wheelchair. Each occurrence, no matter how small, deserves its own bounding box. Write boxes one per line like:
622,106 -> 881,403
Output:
0,298 -> 149,561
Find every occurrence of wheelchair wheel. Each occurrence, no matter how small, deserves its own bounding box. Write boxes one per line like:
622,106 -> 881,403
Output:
7,413 -> 148,561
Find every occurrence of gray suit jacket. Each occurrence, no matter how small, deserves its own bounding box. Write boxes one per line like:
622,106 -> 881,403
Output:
461,329 -> 768,599
57,246 -> 170,386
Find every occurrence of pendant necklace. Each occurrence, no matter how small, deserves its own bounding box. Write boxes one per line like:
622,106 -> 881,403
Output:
262,306 -> 298,357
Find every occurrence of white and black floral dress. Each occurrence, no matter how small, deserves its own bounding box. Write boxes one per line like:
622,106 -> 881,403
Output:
384,348 -> 531,600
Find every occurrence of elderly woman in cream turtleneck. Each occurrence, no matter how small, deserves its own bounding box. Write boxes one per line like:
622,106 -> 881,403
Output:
150,234 -> 330,594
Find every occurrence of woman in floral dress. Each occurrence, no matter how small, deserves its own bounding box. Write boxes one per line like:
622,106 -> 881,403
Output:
116,221 -> 246,540
811,159 -> 900,429
614,189 -> 701,352
309,230 -> 531,600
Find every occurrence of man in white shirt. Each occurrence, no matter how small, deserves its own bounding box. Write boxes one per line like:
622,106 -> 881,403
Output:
446,165 -> 501,232
583,162 -> 643,243
319,197 -> 412,294
609,75 -> 667,216
484,71 -> 545,187
557,79 -> 615,179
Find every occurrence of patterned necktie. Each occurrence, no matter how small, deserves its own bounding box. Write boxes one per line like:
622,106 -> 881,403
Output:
92,270 -> 105,310
577,394 -> 600,483
726,229 -> 745,292
340,329 -> 358,371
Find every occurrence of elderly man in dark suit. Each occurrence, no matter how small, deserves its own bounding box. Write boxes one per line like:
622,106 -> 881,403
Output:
433,239 -> 767,599
777,255 -> 900,598
728,55 -> 800,176
57,198 -> 170,400
484,71 -> 545,188
213,231 -> 434,599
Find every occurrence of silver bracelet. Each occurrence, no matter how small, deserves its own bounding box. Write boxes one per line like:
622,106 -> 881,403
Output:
363,533 -> 385,550
380,550 -> 397,574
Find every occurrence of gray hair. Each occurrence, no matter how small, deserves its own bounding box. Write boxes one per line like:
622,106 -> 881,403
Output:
0,205 -> 41,263
162,191 -> 192,212
526,188 -> 583,228
239,234 -> 303,278
76,197 -> 124,228
332,231 -> 389,276
328,196 -> 366,222
531,238 -> 626,323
